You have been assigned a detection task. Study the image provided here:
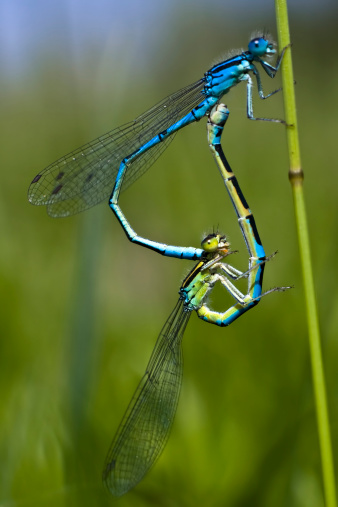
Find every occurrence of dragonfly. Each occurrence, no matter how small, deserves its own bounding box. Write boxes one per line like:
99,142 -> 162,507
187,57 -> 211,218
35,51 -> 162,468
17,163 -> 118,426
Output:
102,104 -> 290,496
28,32 -> 288,260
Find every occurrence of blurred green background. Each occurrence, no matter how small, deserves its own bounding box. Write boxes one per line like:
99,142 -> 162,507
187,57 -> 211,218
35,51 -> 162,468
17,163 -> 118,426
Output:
1,1 -> 338,505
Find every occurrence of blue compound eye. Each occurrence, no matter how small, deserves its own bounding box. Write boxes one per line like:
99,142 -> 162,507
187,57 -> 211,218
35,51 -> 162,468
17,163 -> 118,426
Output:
248,37 -> 269,56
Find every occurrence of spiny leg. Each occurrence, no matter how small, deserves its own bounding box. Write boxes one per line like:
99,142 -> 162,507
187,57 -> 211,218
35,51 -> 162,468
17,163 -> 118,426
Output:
244,41 -> 290,123
245,73 -> 285,123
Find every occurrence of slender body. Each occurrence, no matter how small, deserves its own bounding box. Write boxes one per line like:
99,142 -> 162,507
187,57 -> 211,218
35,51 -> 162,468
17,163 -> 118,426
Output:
28,33 -> 287,260
103,105 -> 289,496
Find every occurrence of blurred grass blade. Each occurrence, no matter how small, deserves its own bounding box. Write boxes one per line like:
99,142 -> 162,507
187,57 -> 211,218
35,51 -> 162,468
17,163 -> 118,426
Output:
67,210 -> 103,429
275,1 -> 337,506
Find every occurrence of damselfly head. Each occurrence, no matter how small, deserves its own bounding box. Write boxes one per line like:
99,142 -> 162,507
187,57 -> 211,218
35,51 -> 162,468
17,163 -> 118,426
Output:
248,31 -> 276,57
201,233 -> 229,253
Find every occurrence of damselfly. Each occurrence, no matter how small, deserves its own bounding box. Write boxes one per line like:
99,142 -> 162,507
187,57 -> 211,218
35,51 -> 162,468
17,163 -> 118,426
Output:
28,33 -> 288,259
102,104 -> 289,496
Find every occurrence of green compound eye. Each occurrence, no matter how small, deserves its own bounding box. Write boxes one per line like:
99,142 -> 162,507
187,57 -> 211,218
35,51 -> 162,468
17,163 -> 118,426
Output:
201,234 -> 219,252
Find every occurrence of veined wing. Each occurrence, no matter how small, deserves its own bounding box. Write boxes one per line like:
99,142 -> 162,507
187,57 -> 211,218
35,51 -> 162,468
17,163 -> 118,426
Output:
103,298 -> 191,496
28,79 -> 205,217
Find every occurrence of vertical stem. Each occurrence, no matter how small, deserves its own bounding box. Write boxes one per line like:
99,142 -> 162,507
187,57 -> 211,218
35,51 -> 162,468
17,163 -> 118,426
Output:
275,2 -> 337,506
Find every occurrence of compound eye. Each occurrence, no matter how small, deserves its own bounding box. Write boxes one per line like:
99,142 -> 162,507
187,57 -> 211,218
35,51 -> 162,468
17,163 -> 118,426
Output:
248,37 -> 268,56
201,234 -> 219,252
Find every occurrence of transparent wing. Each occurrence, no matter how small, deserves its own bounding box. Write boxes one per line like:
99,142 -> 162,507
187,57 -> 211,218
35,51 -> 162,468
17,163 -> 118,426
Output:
103,298 -> 191,497
28,79 -> 205,217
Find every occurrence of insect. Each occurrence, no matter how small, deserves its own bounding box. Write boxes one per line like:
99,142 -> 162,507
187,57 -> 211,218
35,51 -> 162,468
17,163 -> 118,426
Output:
28,32 -> 288,260
102,104 -> 289,496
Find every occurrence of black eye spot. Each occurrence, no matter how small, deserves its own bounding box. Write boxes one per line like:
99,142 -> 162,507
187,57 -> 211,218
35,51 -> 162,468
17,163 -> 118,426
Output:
52,184 -> 63,195
31,174 -> 42,184
56,172 -> 64,181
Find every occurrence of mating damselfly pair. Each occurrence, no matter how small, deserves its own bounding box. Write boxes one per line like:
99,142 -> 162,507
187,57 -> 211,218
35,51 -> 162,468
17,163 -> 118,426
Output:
28,33 -> 290,496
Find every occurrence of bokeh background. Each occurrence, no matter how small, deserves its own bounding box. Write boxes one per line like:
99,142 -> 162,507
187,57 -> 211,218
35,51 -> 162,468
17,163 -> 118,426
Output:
1,0 -> 338,505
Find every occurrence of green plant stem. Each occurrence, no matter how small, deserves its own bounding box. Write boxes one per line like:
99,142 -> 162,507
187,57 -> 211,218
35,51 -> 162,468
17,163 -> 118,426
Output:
275,2 -> 337,506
